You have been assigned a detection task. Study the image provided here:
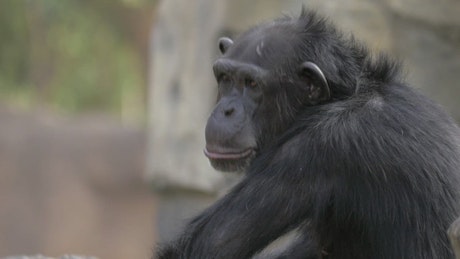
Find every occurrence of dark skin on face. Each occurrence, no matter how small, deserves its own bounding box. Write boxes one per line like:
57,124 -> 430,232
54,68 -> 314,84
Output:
204,34 -> 330,173
156,9 -> 460,259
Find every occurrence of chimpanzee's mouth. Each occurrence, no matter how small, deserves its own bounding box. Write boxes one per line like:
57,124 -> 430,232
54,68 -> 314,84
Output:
204,147 -> 254,160
204,146 -> 257,172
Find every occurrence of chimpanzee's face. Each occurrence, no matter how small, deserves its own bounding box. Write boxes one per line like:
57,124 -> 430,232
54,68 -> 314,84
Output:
204,27 -> 330,173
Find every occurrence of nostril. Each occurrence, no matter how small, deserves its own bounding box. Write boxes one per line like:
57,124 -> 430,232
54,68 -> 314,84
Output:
224,108 -> 234,117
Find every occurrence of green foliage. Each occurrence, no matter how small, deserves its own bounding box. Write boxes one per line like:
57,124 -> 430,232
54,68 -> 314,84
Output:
0,1 -> 29,87
0,0 -> 155,122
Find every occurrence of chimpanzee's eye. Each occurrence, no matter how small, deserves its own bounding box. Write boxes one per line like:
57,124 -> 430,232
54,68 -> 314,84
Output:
245,78 -> 258,89
219,74 -> 231,83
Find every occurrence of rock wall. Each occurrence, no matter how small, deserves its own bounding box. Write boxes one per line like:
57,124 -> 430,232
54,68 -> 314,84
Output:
146,0 -> 227,192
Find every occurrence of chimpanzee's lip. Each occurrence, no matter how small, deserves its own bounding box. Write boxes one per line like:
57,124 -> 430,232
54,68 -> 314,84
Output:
204,147 -> 254,160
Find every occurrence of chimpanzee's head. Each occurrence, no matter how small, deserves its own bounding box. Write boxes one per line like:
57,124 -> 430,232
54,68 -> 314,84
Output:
204,11 -> 334,172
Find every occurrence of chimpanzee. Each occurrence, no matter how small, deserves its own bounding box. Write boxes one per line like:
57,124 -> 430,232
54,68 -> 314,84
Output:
156,8 -> 460,259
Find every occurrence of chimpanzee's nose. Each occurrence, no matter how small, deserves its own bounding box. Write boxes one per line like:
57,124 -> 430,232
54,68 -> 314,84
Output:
224,107 -> 235,117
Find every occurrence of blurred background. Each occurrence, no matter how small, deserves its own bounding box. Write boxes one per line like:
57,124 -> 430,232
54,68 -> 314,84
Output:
0,0 -> 459,258
0,0 -> 156,258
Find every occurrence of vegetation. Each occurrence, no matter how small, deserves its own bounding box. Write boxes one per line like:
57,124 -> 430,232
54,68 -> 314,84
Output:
0,0 -> 156,123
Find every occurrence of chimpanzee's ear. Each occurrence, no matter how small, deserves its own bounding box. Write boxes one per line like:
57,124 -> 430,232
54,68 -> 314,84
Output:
218,37 -> 233,54
299,61 -> 331,104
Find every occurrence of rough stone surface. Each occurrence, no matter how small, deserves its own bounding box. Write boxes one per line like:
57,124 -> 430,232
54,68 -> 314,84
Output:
386,0 -> 460,26
146,0 -> 227,192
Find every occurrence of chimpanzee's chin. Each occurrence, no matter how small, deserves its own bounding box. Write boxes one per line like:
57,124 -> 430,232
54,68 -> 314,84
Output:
209,157 -> 253,173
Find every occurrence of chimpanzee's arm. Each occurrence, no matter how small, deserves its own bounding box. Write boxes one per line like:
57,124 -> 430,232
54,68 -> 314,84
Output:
251,223 -> 319,259
270,228 -> 320,259
156,157 -> 330,259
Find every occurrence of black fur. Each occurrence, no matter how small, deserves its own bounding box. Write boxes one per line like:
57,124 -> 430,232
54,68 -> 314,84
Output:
156,8 -> 460,259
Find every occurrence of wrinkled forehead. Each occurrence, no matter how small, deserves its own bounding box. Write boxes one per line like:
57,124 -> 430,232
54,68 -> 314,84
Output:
223,26 -> 298,70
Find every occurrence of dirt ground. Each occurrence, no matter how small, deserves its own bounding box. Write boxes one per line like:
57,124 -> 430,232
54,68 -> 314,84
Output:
0,105 -> 156,259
